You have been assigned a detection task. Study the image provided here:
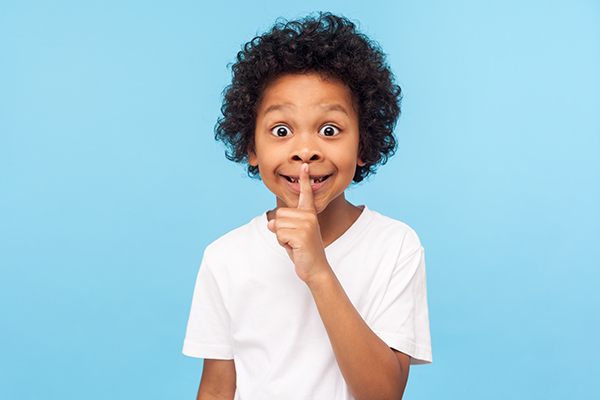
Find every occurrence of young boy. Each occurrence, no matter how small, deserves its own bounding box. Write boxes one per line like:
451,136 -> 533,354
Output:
183,13 -> 431,399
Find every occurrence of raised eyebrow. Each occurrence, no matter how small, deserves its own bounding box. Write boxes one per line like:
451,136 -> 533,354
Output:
318,104 -> 350,116
261,103 -> 295,116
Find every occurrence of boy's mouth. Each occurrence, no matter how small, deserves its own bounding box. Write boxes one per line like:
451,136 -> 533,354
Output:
282,174 -> 331,185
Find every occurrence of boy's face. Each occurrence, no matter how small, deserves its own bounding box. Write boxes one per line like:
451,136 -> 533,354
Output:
249,73 -> 364,214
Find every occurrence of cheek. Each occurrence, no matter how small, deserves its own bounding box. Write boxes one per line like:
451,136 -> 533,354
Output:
342,147 -> 362,170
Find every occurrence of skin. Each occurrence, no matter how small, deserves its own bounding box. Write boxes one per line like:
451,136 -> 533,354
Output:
196,74 -> 410,400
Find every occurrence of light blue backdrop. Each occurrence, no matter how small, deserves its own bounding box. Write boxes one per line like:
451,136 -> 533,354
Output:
1,0 -> 598,399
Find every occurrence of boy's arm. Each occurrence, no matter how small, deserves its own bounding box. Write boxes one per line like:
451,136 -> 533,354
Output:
196,359 -> 236,400
308,271 -> 410,399
269,164 -> 410,400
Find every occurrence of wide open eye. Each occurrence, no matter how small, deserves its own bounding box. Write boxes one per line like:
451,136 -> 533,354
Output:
319,125 -> 340,137
271,125 -> 291,137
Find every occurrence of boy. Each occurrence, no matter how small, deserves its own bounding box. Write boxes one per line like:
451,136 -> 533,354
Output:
183,13 -> 431,399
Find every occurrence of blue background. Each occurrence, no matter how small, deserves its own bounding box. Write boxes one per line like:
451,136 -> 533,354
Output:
1,0 -> 598,398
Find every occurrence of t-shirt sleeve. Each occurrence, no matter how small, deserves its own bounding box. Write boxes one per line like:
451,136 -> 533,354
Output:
182,251 -> 234,359
371,229 -> 432,365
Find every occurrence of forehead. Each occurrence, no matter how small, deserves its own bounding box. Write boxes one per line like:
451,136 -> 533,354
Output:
257,73 -> 356,117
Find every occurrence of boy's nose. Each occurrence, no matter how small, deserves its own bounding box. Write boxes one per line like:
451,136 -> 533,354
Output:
290,143 -> 322,163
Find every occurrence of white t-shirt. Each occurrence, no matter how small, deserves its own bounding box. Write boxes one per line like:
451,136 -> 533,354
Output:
183,206 -> 432,399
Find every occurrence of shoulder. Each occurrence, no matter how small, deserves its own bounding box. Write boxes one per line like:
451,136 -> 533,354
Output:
203,213 -> 267,261
362,207 -> 423,253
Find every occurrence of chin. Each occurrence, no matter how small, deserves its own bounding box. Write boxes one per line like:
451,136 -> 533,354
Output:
313,198 -> 336,214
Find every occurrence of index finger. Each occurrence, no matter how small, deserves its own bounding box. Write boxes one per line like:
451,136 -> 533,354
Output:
297,163 -> 315,211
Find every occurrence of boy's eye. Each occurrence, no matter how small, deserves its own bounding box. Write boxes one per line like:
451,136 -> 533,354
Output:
319,125 -> 340,137
271,126 -> 291,137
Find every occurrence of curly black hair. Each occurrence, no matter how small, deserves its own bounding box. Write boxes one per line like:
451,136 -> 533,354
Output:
215,12 -> 401,183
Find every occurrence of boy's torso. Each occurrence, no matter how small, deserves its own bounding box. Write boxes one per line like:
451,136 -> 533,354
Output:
184,206 -> 430,399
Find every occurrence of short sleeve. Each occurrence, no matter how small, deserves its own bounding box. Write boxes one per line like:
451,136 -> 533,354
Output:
370,231 -> 432,365
182,252 -> 234,359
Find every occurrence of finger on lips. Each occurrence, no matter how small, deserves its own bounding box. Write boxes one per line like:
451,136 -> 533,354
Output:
269,163 -> 316,238
298,163 -> 315,211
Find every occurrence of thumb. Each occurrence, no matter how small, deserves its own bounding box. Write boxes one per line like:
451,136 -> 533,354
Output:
267,219 -> 276,233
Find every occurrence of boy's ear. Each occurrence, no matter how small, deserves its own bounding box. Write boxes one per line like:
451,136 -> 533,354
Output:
248,150 -> 258,166
357,147 -> 366,167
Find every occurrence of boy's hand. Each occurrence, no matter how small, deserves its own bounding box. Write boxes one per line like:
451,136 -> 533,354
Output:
267,163 -> 330,284
268,165 -> 409,400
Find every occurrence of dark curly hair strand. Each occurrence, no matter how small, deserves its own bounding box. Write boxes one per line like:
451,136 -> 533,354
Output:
215,12 -> 401,183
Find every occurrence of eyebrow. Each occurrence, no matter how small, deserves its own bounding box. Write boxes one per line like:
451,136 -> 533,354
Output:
261,103 -> 350,117
318,104 -> 350,116
261,103 -> 295,116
